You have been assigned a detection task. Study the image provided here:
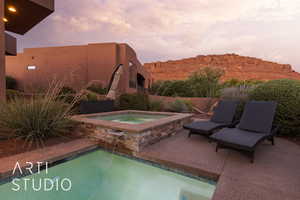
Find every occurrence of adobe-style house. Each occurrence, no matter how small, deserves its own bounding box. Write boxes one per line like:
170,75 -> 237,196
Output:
0,0 -> 54,99
6,43 -> 151,96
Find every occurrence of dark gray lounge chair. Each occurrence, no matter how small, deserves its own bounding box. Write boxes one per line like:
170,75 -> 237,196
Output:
210,101 -> 278,163
183,100 -> 239,138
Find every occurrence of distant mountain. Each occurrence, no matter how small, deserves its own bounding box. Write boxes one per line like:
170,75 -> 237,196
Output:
144,54 -> 300,82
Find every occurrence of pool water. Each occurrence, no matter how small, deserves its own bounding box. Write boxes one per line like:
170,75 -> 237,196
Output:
0,150 -> 216,200
88,113 -> 169,124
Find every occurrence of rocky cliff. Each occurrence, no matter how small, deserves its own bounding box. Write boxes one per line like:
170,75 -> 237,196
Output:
144,54 -> 300,82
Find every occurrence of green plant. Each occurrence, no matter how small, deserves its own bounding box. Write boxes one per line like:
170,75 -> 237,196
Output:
86,92 -> 99,101
6,76 -> 18,90
188,67 -> 224,97
0,82 -> 81,147
183,100 -> 193,111
6,89 -> 21,100
60,86 -> 76,95
149,100 -> 164,111
118,93 -> 149,110
222,79 -> 264,88
249,79 -> 300,136
222,78 -> 241,87
149,81 -> 163,95
168,99 -> 192,113
221,85 -> 255,101
150,67 -> 224,97
57,86 -> 76,104
87,83 -> 107,95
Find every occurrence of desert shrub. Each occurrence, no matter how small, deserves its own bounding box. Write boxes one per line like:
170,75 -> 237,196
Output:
243,79 -> 264,86
222,78 -> 241,87
118,93 -> 149,110
168,99 -> 192,113
222,79 -> 264,88
85,92 -> 99,101
221,85 -> 255,101
87,84 -> 107,95
183,100 -> 193,111
150,67 -> 224,97
60,86 -> 76,95
188,67 -> 224,97
58,86 -> 76,104
149,81 -> 163,95
6,76 -> 18,90
6,89 -> 21,100
150,80 -> 192,97
249,79 -> 300,136
0,82 -> 81,147
149,100 -> 164,111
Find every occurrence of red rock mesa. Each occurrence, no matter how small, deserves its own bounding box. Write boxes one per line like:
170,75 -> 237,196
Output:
144,54 -> 300,82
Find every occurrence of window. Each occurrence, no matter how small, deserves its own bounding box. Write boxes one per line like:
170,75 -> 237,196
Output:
129,61 -> 136,88
27,65 -> 37,70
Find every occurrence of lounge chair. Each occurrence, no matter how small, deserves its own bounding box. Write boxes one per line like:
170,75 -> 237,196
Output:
183,100 -> 239,139
210,101 -> 278,163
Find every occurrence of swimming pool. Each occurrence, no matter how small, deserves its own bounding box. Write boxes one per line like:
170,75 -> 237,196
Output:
0,150 -> 216,200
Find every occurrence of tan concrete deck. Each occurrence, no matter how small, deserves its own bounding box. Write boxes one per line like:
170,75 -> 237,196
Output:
138,130 -> 300,200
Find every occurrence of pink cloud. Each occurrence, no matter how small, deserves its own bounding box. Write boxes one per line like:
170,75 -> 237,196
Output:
14,0 -> 300,72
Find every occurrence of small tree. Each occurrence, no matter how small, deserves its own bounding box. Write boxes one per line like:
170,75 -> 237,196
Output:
188,67 -> 224,97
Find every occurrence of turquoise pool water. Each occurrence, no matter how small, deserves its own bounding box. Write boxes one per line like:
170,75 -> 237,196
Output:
0,150 -> 216,200
88,113 -> 169,124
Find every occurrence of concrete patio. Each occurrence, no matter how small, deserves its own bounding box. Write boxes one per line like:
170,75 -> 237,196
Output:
0,131 -> 299,200
138,130 -> 300,200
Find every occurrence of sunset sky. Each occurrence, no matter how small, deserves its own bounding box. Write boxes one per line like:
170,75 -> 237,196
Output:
12,0 -> 300,71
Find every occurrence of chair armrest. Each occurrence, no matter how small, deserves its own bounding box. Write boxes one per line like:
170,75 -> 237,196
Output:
228,120 -> 239,128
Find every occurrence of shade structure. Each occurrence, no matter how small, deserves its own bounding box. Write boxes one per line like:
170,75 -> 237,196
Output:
4,0 -> 54,35
5,32 -> 16,55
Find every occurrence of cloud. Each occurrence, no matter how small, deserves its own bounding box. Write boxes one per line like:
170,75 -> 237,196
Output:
15,0 -> 300,72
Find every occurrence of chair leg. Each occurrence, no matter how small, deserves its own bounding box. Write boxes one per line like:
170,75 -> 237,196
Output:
250,151 -> 255,163
267,136 -> 275,145
216,143 -> 219,152
188,132 -> 192,138
271,137 -> 275,145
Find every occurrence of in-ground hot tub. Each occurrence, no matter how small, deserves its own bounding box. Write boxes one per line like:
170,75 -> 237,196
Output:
73,110 -> 193,153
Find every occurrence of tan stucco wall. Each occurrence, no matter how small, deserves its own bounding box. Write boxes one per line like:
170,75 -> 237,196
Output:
0,0 -> 5,99
6,42 -> 151,94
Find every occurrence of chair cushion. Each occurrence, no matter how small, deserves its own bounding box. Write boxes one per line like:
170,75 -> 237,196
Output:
183,120 -> 228,133
211,100 -> 239,124
210,128 -> 269,149
238,101 -> 277,133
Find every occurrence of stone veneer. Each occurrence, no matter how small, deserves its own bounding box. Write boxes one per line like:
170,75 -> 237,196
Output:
73,110 -> 193,154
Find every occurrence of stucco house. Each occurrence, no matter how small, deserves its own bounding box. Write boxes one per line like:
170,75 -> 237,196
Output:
6,43 -> 151,96
0,0 -> 55,99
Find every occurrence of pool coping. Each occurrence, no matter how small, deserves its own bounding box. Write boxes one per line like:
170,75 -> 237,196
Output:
136,152 -> 220,181
102,148 -> 217,186
0,138 -> 98,184
72,110 -> 194,133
